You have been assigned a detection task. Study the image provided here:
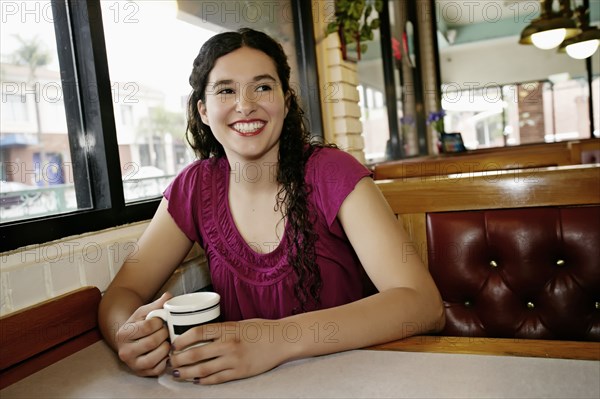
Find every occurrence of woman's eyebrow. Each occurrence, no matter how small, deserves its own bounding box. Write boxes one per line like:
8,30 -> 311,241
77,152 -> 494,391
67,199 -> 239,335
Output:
211,79 -> 234,88
252,74 -> 277,82
211,74 -> 277,88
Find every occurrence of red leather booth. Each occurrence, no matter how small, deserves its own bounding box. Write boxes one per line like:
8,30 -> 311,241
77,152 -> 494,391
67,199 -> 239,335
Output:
427,206 -> 600,341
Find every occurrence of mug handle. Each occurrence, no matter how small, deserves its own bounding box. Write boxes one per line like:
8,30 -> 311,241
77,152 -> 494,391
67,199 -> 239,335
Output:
146,308 -> 168,322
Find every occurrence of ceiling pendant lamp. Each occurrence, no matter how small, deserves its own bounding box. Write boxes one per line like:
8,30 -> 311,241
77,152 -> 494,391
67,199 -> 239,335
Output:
558,1 -> 600,59
532,29 -> 568,49
566,35 -> 600,59
519,0 -> 581,50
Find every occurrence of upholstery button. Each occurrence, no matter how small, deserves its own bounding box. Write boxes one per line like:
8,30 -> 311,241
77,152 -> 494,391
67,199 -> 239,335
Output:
489,260 -> 498,268
527,302 -> 535,309
556,259 -> 565,266
464,301 -> 472,307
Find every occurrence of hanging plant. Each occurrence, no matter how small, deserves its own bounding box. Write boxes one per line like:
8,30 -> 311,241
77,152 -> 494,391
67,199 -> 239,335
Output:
326,0 -> 383,61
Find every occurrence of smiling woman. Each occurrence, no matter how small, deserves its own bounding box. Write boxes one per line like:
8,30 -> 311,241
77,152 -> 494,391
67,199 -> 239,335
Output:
98,27 -> 444,386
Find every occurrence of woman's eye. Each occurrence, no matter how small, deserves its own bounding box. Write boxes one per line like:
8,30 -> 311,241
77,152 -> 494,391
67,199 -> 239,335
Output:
217,88 -> 235,95
256,84 -> 272,92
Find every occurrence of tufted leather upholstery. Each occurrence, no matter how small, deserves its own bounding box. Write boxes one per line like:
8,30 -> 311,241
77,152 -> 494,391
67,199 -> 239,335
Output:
427,206 -> 600,341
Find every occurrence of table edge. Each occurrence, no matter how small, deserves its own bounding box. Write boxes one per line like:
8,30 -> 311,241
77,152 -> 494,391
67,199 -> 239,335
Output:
366,335 -> 600,360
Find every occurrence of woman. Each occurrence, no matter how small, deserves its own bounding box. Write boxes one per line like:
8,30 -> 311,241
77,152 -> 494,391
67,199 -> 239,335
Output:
98,28 -> 444,385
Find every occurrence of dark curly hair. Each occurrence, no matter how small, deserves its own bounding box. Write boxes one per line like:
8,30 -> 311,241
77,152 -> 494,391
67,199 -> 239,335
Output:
186,28 -> 322,312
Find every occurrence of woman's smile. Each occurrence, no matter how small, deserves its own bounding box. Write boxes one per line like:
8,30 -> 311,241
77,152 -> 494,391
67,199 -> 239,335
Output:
230,119 -> 267,136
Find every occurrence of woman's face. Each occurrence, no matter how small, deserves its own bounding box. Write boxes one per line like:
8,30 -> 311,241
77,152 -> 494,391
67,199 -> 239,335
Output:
198,46 -> 288,163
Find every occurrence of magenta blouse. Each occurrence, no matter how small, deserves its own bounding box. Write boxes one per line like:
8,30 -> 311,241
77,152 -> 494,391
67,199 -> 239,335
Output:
164,147 -> 374,321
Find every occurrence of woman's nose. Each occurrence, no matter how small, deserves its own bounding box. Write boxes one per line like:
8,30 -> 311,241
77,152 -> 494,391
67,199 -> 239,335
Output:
235,92 -> 257,115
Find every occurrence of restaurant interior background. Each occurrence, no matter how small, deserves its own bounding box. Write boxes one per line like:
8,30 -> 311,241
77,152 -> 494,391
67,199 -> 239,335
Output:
0,0 -> 599,247
358,0 -> 600,162
1,3 -> 599,393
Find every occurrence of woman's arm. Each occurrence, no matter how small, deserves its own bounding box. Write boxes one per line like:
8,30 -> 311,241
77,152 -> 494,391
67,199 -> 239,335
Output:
270,176 -> 445,357
98,198 -> 194,375
170,177 -> 444,384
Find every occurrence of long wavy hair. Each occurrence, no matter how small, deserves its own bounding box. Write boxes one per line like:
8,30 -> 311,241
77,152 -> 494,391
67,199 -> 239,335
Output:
186,28 -> 322,312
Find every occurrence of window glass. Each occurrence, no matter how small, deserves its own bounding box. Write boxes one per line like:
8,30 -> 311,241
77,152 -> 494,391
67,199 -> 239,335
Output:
358,1 -> 423,162
435,0 -> 599,149
358,82 -> 390,163
357,31 -> 391,163
1,0 -> 87,222
442,77 -> 596,149
100,0 -> 203,202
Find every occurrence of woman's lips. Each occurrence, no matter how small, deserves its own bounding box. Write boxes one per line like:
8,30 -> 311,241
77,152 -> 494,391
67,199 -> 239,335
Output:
230,120 -> 267,136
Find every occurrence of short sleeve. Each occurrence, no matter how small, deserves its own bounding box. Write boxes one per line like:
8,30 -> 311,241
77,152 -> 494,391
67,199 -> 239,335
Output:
163,161 -> 203,243
307,147 -> 373,227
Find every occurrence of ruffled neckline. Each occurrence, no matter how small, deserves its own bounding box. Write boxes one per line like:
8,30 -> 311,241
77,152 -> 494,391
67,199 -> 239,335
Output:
199,157 -> 293,285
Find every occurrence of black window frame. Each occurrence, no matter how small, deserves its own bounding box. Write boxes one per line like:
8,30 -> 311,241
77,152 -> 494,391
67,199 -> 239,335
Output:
0,0 -> 321,252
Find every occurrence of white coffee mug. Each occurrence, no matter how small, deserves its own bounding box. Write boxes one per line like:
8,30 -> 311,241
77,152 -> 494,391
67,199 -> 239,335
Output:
146,292 -> 221,343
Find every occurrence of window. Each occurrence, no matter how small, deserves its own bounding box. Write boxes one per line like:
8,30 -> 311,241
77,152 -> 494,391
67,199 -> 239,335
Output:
441,76 -> 598,150
0,0 -> 319,252
0,0 -> 83,224
435,0 -> 599,149
100,0 -> 203,202
356,1 -> 397,163
358,84 -> 390,162
356,0 -> 430,162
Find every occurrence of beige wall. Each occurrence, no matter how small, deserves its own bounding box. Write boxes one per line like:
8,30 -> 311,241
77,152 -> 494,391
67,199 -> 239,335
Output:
0,222 -> 210,316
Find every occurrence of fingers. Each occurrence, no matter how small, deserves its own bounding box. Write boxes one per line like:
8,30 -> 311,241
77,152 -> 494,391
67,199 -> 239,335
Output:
170,346 -> 238,384
117,318 -> 170,376
132,292 -> 173,321
114,293 -> 174,377
195,369 -> 241,385
116,317 -> 165,346
129,340 -> 171,377
118,321 -> 168,358
167,321 -> 278,385
170,340 -> 223,367
169,336 -> 259,385
171,322 -> 228,352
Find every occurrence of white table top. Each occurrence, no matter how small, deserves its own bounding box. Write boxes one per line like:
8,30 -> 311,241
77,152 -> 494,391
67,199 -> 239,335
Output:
2,341 -> 599,398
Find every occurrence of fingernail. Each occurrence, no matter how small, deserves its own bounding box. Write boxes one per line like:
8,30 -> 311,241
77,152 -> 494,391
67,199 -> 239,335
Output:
193,377 -> 200,385
172,369 -> 180,378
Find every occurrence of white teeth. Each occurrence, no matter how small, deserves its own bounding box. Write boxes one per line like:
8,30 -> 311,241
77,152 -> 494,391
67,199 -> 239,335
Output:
233,122 -> 265,133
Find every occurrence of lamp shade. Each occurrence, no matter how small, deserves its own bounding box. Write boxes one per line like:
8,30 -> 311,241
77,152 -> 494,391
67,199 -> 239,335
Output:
532,28 -> 567,49
567,39 -> 600,58
520,15 -> 580,48
519,0 -> 581,49
561,27 -> 600,59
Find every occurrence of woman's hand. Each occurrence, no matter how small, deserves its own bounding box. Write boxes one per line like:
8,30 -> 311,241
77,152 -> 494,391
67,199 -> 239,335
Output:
115,292 -> 173,377
169,320 -> 287,385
